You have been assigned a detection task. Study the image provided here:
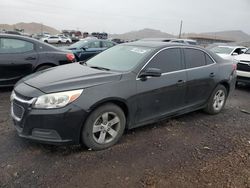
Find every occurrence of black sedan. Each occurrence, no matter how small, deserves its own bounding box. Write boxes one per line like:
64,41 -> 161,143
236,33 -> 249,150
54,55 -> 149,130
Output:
64,39 -> 116,61
0,34 -> 75,87
11,42 -> 236,150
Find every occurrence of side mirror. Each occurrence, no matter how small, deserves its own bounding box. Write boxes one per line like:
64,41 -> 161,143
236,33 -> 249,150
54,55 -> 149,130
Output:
139,68 -> 162,79
81,46 -> 88,51
232,52 -> 238,56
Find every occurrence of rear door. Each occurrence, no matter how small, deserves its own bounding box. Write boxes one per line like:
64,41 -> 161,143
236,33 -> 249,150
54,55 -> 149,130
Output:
184,48 -> 218,107
0,37 -> 38,85
135,48 -> 187,124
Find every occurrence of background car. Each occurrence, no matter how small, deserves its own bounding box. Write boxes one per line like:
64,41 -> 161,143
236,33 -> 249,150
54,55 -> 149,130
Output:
0,34 -> 75,86
234,48 -> 250,85
64,39 -> 116,61
210,46 -> 248,60
40,36 -> 71,44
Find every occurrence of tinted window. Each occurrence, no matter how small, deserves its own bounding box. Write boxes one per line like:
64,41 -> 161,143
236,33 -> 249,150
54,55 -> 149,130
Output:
184,48 -> 206,68
146,48 -> 182,73
205,54 -> 214,65
0,38 -> 34,53
102,41 -> 115,48
88,41 -> 101,48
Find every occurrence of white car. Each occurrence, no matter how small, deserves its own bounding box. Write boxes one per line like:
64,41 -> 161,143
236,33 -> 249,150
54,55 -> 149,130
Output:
40,36 -> 72,44
210,46 -> 248,60
234,49 -> 250,85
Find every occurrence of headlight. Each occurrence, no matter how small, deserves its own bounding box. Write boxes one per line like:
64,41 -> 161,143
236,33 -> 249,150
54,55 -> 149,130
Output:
33,89 -> 83,109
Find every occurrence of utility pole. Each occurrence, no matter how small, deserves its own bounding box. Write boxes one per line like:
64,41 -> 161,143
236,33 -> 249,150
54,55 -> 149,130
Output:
178,20 -> 183,39
41,23 -> 43,34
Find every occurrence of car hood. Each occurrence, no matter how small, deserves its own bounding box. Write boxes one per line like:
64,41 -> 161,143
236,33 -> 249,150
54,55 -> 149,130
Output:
22,63 -> 122,93
216,54 -> 233,60
234,54 -> 250,61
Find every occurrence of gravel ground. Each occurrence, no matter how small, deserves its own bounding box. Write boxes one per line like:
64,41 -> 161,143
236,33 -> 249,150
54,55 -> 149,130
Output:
0,86 -> 250,188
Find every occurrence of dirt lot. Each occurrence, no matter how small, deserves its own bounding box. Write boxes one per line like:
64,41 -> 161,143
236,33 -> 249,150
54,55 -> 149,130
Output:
0,86 -> 250,188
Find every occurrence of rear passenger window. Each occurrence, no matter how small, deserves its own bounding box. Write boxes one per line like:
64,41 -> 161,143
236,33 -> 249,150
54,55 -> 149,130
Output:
146,48 -> 182,73
0,38 -> 34,53
184,48 -> 206,68
205,54 -> 214,65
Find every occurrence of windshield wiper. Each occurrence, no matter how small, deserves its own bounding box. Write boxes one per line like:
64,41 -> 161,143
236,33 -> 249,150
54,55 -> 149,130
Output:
90,66 -> 110,71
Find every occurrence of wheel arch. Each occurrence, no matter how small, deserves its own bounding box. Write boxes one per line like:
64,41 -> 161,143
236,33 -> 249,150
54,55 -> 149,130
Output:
88,98 -> 129,121
79,98 -> 130,144
218,80 -> 230,95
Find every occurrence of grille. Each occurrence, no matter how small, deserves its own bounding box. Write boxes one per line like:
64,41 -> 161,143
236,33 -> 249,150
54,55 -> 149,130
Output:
12,103 -> 25,121
237,63 -> 250,72
14,91 -> 33,101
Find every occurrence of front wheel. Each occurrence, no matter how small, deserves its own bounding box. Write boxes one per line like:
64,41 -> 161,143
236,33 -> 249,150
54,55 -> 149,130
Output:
204,85 -> 227,114
81,103 -> 126,150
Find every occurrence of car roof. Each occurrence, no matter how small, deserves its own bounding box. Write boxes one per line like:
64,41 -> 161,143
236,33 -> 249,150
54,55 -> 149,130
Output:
140,38 -> 176,41
0,33 -> 39,42
123,41 -> 190,49
0,33 -> 60,51
217,45 -> 247,49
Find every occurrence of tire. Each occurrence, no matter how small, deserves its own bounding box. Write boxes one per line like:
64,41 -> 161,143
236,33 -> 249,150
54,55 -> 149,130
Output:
204,85 -> 228,115
66,40 -> 70,44
82,103 -> 126,150
36,65 -> 53,72
58,41 -> 61,44
44,40 -> 48,43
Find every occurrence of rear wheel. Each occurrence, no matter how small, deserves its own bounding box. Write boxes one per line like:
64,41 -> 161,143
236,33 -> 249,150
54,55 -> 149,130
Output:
204,85 -> 227,114
36,65 -> 53,72
44,40 -> 48,43
81,103 -> 126,150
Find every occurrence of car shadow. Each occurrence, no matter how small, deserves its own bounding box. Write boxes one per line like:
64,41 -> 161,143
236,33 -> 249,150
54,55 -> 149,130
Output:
236,83 -> 250,91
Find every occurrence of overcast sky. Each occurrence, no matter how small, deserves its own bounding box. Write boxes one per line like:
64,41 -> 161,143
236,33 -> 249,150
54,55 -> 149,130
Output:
0,0 -> 249,34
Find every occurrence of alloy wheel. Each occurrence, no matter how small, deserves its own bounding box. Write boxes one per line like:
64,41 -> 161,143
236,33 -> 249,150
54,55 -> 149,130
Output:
213,89 -> 225,111
92,112 -> 121,144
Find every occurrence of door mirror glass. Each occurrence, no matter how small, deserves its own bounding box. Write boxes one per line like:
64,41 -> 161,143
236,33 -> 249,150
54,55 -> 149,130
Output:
139,68 -> 162,79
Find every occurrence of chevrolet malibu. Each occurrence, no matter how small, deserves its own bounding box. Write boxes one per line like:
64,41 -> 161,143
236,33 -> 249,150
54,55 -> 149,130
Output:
11,42 -> 236,150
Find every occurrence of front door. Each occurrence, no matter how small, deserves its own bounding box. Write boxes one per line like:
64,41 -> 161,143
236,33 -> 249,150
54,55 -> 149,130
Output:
135,48 -> 187,124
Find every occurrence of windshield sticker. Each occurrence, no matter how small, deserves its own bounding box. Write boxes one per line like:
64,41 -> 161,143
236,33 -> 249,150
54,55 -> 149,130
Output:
130,48 -> 150,54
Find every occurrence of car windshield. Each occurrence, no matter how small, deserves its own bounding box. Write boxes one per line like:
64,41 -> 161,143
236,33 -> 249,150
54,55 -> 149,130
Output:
245,49 -> 250,54
69,40 -> 89,49
210,46 -> 233,54
86,45 -> 153,71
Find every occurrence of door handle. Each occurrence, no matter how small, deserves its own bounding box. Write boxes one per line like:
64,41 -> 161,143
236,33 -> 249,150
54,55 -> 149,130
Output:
209,72 -> 215,77
176,80 -> 185,86
25,57 -> 36,60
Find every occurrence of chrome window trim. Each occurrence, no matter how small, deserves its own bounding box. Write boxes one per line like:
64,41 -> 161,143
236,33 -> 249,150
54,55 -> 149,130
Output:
136,46 -> 216,80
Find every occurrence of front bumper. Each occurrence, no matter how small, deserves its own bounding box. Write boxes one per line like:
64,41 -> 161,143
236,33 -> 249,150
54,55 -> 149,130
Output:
11,93 -> 88,145
236,70 -> 250,84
